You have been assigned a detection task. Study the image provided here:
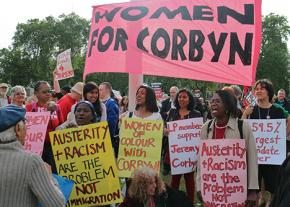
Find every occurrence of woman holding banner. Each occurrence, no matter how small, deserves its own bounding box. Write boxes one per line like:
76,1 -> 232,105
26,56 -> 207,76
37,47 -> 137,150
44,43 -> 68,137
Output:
120,85 -> 162,120
26,81 -> 64,174
242,79 -> 287,206
197,90 -> 259,206
57,100 -> 98,129
164,89 -> 201,203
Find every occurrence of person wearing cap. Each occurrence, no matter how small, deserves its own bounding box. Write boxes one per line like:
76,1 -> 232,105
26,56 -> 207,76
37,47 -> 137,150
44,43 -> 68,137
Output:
0,83 -> 11,108
0,105 -> 65,207
57,82 -> 84,122
25,81 -> 64,173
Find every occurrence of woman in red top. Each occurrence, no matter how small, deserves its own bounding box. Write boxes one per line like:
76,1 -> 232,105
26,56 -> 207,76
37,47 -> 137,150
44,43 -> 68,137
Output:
25,81 -> 63,173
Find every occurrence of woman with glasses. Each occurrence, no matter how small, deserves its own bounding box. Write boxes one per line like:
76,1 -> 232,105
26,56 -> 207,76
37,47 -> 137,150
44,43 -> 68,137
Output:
197,90 -> 259,206
25,81 -> 64,174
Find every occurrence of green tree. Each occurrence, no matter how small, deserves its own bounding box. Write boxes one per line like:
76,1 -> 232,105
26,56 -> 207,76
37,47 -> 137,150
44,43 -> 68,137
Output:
256,13 -> 290,93
0,13 -> 90,86
0,48 -> 33,86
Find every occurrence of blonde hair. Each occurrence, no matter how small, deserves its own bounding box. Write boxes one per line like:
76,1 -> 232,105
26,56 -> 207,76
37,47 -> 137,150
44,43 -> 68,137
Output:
128,167 -> 166,202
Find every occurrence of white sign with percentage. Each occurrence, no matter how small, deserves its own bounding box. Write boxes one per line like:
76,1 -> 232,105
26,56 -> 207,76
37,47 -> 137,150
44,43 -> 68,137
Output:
246,119 -> 286,165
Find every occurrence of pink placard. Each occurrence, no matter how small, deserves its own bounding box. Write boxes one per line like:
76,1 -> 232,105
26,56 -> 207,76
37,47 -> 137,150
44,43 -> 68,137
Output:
200,139 -> 247,206
84,0 -> 262,86
24,112 -> 50,156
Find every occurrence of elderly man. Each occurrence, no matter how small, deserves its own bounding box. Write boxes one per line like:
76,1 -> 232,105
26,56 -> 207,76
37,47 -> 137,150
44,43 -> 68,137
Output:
275,89 -> 290,113
0,83 -> 11,108
0,105 -> 65,207
160,86 -> 178,120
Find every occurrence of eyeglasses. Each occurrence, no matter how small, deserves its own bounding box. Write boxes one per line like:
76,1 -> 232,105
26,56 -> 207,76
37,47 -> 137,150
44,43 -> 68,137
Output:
0,86 -> 8,89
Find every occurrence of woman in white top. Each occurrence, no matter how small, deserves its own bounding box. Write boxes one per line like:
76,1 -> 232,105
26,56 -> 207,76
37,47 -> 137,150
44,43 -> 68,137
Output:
121,85 -> 162,120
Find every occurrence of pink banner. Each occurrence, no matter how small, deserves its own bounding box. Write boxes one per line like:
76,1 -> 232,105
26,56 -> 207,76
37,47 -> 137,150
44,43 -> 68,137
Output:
84,0 -> 262,86
200,139 -> 247,206
24,112 -> 50,156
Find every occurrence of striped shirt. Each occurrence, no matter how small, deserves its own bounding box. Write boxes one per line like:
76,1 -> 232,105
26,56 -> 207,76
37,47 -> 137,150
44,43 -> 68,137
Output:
0,139 -> 65,207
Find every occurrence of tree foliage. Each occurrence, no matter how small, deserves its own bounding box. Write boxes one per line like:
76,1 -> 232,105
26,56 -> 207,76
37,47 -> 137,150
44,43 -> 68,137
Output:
0,13 -> 90,86
256,13 -> 290,93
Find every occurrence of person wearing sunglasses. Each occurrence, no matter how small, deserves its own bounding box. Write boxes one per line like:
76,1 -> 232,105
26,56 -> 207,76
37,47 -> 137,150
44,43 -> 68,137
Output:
25,81 -> 64,174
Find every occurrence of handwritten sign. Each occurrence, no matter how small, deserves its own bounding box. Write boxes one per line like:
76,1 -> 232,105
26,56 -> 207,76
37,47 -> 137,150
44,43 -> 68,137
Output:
246,119 -> 286,165
117,118 -> 163,178
49,122 -> 122,206
84,0 -> 262,86
24,112 -> 50,156
55,49 -> 74,80
200,139 -> 247,206
168,118 -> 203,175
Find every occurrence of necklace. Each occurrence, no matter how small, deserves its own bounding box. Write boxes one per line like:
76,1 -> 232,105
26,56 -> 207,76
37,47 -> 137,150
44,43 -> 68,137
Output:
215,122 -> 227,129
214,121 -> 226,139
258,106 -> 270,119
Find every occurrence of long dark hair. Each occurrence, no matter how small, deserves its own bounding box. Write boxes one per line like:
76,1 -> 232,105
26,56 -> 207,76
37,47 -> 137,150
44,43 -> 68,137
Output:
83,82 -> 102,118
174,89 -> 195,111
135,85 -> 159,113
215,90 -> 238,118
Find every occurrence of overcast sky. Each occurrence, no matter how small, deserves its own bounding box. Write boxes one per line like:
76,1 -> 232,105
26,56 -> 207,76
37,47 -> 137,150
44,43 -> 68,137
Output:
0,0 -> 289,49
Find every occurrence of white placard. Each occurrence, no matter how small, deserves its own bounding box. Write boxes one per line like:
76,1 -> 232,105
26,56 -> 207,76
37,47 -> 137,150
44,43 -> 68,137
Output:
168,117 -> 203,175
246,119 -> 286,165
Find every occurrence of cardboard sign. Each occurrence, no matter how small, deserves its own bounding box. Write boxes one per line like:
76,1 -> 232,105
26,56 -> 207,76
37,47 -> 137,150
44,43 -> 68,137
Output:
200,139 -> 247,206
49,122 -> 122,206
117,118 -> 163,178
168,118 -> 203,175
246,119 -> 286,165
24,112 -> 50,156
151,82 -> 163,100
84,0 -> 262,86
55,49 -> 74,80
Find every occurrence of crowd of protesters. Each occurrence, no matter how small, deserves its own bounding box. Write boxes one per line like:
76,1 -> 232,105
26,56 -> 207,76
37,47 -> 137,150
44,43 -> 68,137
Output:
1,79 -> 290,207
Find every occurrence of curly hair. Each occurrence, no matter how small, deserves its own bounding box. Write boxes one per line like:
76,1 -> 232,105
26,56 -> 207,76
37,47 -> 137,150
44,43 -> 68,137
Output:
128,167 -> 165,202
135,85 -> 159,113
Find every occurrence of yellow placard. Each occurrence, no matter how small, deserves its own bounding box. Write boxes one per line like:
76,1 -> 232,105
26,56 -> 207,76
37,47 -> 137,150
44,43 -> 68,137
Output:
117,118 -> 163,178
50,122 -> 122,206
